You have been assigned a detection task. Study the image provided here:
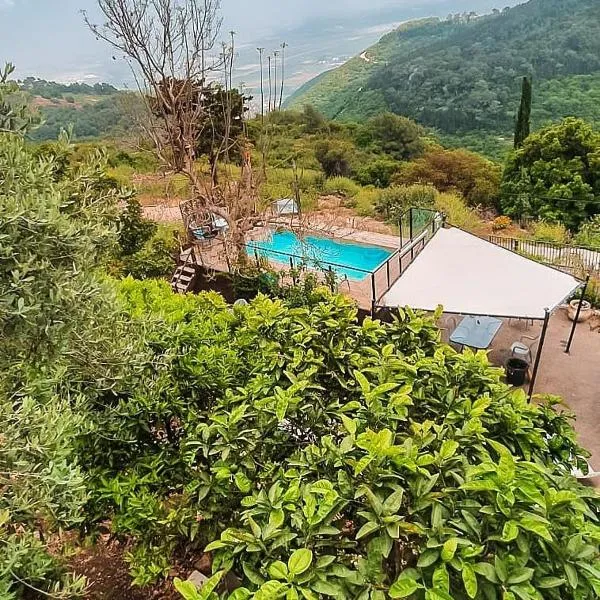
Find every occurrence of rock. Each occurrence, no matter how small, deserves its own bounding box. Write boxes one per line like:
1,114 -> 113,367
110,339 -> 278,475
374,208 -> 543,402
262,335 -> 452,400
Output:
193,553 -> 212,575
219,571 -> 242,594
187,570 -> 209,589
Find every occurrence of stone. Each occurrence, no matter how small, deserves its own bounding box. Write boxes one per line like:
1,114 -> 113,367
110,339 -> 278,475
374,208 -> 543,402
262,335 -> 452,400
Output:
193,552 -> 212,575
187,570 -> 209,589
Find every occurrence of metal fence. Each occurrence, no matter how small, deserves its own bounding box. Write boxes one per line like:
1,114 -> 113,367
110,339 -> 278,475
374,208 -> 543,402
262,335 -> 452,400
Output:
488,235 -> 600,276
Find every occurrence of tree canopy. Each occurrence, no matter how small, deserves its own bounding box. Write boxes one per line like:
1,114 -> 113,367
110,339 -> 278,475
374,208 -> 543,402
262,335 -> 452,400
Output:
500,117 -> 600,229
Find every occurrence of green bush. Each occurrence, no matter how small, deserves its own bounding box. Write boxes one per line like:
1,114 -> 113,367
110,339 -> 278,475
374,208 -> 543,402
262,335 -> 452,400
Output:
354,157 -> 399,188
375,184 -> 437,222
435,192 -> 483,231
530,221 -> 570,244
81,281 -> 599,600
574,215 -> 600,249
322,176 -> 361,198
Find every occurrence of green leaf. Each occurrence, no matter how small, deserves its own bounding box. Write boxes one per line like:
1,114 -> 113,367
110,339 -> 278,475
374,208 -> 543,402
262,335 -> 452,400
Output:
356,521 -> 380,540
417,549 -> 439,568
519,517 -> 552,542
247,516 -> 262,539
311,580 -> 341,596
354,456 -> 373,476
507,568 -> 534,585
441,538 -> 458,562
254,581 -> 288,600
537,576 -> 566,589
439,440 -> 459,461
383,489 -> 404,514
501,521 -> 519,542
235,472 -> 252,493
242,561 -> 266,586
565,563 -> 579,589
288,549 -> 313,577
462,563 -> 478,599
269,561 -> 289,581
494,556 -> 508,583
341,414 -> 356,436
229,589 -> 252,600
276,396 -> 288,421
389,577 -> 421,598
203,540 -> 226,552
199,571 -> 226,600
355,371 -> 371,395
425,589 -> 454,600
269,509 -> 285,529
173,579 -> 202,600
432,564 -> 449,591
474,562 -> 499,584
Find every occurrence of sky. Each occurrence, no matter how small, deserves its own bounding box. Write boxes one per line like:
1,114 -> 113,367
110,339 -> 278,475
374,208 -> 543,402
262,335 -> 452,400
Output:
0,0 -> 524,89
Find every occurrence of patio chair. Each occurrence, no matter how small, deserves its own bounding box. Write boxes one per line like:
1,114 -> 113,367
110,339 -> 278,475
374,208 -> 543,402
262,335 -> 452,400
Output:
510,334 -> 539,365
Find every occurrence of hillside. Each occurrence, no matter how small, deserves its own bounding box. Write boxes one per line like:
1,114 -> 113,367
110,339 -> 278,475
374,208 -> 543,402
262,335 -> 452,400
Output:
286,0 -> 600,139
20,78 -> 134,141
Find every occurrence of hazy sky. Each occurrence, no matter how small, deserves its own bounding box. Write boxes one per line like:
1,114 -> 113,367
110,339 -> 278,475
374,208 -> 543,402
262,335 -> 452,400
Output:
0,0 -> 522,84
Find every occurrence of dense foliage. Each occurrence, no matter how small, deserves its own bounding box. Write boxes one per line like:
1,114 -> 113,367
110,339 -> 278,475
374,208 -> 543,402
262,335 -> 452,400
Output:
19,77 -> 119,99
500,118 -> 600,230
70,276 -> 600,600
3,47 -> 600,600
287,0 -> 600,149
0,127 -> 134,597
393,149 -> 500,208
30,95 -> 136,141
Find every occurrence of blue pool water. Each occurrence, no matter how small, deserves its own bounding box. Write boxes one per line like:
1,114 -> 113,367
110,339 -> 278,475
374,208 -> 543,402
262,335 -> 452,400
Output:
247,231 -> 394,281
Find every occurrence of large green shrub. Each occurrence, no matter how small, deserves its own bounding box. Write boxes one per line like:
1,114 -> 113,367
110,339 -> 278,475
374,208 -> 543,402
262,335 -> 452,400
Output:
375,185 -> 437,222
500,118 -> 600,230
81,280 -> 599,598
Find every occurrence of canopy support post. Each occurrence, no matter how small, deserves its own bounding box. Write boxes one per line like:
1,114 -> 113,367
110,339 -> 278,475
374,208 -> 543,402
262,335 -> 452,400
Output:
565,274 -> 590,354
528,308 -> 550,401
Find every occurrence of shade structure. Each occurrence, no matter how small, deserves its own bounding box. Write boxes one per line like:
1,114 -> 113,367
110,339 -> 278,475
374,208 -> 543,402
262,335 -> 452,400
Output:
382,227 -> 581,319
272,198 -> 299,215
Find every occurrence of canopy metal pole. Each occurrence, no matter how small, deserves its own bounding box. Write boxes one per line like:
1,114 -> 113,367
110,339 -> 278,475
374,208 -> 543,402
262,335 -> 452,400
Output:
528,308 -> 550,401
565,274 -> 590,354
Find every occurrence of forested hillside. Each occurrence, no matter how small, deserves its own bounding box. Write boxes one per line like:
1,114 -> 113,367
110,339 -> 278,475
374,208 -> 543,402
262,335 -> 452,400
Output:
19,77 -> 133,141
287,0 -> 600,139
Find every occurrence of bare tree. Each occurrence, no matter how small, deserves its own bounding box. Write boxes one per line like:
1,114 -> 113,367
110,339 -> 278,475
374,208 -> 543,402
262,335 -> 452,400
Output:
85,0 -> 259,263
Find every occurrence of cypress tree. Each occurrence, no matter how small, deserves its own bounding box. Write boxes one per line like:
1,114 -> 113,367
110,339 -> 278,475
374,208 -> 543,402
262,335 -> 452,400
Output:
514,76 -> 532,148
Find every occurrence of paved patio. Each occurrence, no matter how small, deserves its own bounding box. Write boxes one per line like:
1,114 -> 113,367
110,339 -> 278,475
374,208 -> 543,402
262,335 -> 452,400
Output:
440,310 -> 600,469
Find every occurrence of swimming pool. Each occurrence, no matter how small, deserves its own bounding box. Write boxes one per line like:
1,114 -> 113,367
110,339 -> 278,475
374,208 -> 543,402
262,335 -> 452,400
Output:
247,231 -> 394,281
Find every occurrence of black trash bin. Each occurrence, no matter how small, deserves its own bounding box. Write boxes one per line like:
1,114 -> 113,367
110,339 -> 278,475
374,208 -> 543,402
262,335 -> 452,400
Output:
506,358 -> 529,386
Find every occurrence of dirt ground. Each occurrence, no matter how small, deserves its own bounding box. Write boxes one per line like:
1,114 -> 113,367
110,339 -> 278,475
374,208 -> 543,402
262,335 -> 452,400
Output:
534,311 -> 600,467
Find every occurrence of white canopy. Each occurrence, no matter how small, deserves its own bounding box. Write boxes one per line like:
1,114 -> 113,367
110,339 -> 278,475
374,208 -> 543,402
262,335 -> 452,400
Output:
382,227 -> 581,319
273,198 -> 299,215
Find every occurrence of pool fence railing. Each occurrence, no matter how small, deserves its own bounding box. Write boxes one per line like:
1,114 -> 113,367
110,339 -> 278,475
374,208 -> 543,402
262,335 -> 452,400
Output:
247,208 -> 444,313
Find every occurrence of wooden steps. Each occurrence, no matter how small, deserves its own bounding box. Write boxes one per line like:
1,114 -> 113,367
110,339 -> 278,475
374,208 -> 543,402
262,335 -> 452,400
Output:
170,249 -> 198,294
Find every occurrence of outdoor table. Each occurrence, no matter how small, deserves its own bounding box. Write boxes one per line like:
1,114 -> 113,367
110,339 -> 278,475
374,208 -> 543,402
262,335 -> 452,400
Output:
450,315 -> 502,350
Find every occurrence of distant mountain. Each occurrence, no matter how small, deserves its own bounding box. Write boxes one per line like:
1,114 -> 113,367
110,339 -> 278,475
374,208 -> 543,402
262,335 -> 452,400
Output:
286,0 -> 600,137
